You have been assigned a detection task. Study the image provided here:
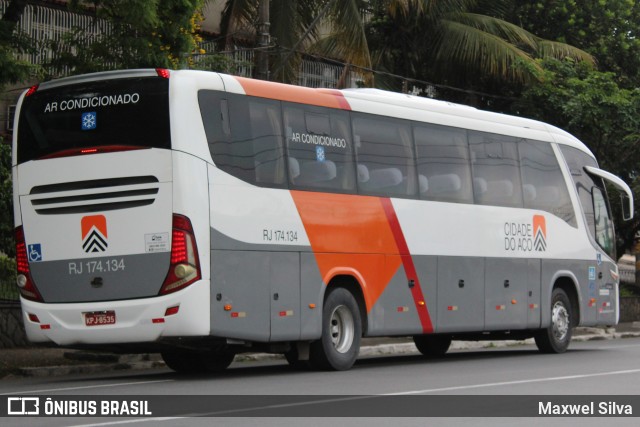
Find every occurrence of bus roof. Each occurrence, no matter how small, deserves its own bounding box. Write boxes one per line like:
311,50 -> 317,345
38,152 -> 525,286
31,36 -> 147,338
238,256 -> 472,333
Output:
216,71 -> 594,159
338,87 -> 593,158
27,69 -> 595,159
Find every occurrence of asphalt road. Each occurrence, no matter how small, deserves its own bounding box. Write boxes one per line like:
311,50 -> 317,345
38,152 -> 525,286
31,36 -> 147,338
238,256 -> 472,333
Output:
1,337 -> 640,426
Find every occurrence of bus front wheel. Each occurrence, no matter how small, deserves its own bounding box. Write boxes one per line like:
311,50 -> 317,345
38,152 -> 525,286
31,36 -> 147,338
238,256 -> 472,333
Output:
535,288 -> 573,354
309,287 -> 362,371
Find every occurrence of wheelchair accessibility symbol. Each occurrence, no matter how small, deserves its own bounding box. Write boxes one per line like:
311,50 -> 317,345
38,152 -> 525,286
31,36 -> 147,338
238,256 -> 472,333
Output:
28,244 -> 42,262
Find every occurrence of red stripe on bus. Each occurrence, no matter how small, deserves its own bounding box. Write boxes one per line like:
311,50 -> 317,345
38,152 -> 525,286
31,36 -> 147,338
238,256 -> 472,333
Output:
380,198 -> 434,333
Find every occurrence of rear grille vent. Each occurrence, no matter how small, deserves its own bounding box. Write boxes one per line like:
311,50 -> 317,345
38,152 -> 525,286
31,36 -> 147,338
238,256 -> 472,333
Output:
30,176 -> 160,215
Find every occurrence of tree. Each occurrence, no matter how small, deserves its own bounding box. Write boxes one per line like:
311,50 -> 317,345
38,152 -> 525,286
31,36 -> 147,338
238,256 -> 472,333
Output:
0,0 -> 40,89
0,139 -> 13,258
366,0 -> 594,96
509,0 -> 640,87
219,0 -> 371,84
514,58 -> 640,254
46,0 -> 206,75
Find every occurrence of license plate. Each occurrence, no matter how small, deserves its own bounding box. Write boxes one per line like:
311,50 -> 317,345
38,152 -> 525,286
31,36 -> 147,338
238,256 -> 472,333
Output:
84,311 -> 116,327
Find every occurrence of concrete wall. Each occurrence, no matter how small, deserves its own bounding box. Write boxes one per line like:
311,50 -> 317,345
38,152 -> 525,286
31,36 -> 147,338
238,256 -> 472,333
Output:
620,297 -> 640,323
0,303 -> 28,348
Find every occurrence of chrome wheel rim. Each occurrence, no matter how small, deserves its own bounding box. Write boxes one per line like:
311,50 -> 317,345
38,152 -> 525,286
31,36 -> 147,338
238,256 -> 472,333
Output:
330,305 -> 354,353
551,301 -> 570,342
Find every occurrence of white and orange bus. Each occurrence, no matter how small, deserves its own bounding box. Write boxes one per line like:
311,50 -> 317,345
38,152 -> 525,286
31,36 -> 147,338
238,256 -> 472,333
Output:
12,69 -> 633,372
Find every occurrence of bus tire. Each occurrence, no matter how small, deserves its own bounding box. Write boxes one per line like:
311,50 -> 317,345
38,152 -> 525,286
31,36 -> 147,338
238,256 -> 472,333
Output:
309,287 -> 362,371
284,347 -> 309,370
161,350 -> 234,373
535,288 -> 573,354
413,335 -> 452,358
161,351 -> 202,373
202,351 -> 235,372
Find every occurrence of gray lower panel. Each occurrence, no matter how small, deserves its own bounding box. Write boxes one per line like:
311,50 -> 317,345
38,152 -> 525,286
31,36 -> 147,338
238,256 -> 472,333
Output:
270,252 -> 301,342
30,253 -> 170,303
484,258 -> 538,330
437,256 -> 485,333
210,250 -> 301,342
300,252 -> 324,340
368,257 -> 434,336
211,227 -> 310,252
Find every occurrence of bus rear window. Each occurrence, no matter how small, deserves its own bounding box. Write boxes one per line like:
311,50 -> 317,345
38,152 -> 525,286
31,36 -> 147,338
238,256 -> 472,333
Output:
17,77 -> 170,163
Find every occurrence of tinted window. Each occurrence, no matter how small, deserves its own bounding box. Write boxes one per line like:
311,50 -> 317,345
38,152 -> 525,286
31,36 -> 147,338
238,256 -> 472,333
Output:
199,92 -> 286,187
283,103 -> 355,192
519,140 -> 576,226
469,132 -> 523,207
17,77 -> 170,163
560,145 -> 601,240
352,113 -> 417,197
593,187 -> 616,259
414,124 -> 472,203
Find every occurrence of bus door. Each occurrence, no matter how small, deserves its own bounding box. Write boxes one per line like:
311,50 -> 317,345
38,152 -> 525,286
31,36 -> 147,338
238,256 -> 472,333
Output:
591,186 -> 617,324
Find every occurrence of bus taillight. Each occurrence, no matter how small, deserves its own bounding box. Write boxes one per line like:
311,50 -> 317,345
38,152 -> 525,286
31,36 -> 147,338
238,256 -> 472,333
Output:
159,214 -> 201,295
25,84 -> 39,97
156,68 -> 170,79
15,226 -> 43,302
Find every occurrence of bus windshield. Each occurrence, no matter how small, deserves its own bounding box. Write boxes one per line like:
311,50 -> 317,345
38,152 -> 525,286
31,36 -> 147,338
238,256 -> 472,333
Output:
17,76 -> 170,163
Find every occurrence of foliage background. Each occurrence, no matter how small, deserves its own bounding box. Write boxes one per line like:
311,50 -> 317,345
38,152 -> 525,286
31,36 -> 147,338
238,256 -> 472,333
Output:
0,0 -> 639,269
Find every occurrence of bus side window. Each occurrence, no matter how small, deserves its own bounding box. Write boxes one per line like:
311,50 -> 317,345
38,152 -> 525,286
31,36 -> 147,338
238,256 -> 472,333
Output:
352,113 -> 417,198
249,101 -> 286,185
283,103 -> 356,193
414,123 -> 473,204
519,140 -> 576,226
469,131 -> 523,208
198,91 -> 286,187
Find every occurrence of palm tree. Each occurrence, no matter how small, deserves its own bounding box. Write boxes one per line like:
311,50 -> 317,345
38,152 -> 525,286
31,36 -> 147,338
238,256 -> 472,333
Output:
217,0 -> 593,90
218,0 -> 371,84
367,0 -> 594,90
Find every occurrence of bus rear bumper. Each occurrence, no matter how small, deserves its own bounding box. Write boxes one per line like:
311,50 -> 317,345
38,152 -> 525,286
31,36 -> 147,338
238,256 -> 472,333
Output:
19,280 -> 210,346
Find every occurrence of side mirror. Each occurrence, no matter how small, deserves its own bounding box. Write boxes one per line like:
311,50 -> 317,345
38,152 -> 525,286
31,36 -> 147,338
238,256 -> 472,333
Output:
584,166 -> 634,221
621,194 -> 633,221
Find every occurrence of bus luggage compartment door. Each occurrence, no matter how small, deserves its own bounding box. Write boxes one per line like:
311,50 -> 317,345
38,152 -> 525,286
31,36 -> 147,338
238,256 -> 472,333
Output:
437,256 -> 484,333
210,250 -> 300,342
484,258 -> 534,330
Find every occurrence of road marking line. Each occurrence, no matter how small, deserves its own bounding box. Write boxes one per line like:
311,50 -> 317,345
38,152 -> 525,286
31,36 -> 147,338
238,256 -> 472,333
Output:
69,418 -> 184,427
63,369 -> 640,424
67,397 -> 375,426
597,343 -> 640,350
383,368 -> 640,395
0,379 -> 174,396
12,368 -> 640,425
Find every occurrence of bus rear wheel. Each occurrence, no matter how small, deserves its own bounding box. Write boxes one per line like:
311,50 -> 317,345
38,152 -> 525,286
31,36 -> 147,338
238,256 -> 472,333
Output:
535,288 -> 573,354
309,287 -> 362,371
413,335 -> 452,358
161,350 -> 234,373
284,346 -> 309,370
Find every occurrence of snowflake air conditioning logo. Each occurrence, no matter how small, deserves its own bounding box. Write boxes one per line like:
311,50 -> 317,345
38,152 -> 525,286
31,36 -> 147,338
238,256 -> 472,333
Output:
533,214 -> 547,252
81,111 -> 97,130
81,215 -> 108,253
